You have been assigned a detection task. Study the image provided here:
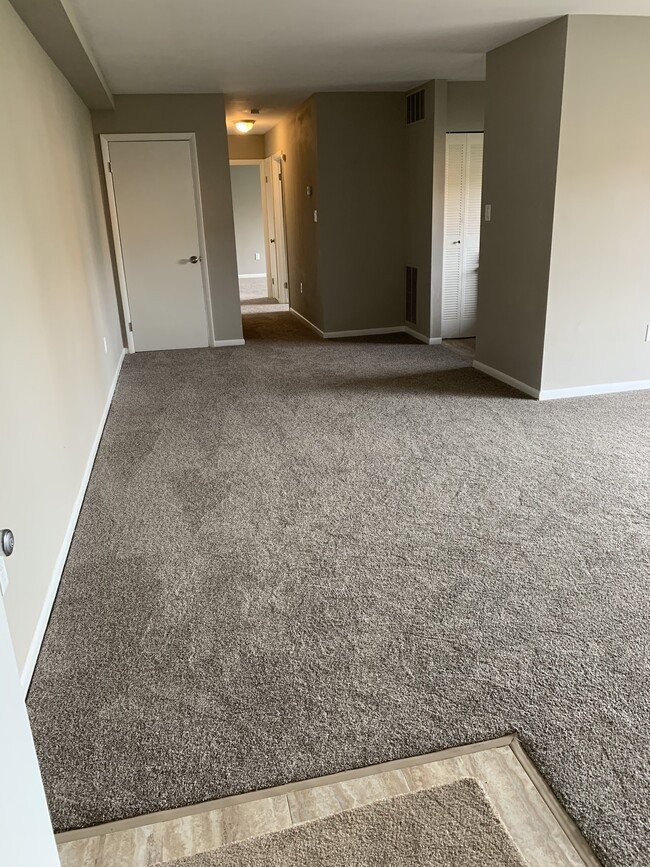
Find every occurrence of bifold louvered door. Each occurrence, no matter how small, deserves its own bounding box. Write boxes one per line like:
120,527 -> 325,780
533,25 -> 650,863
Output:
442,133 -> 484,338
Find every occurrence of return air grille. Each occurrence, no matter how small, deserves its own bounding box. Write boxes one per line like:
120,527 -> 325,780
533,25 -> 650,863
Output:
406,89 -> 425,124
406,266 -> 418,323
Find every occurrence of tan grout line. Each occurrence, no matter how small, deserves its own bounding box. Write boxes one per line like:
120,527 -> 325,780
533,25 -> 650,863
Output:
508,738 -> 602,867
56,734 -> 516,844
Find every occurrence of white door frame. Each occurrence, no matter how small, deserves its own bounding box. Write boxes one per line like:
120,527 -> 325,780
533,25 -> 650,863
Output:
229,158 -> 272,298
270,153 -> 289,304
100,133 -> 215,353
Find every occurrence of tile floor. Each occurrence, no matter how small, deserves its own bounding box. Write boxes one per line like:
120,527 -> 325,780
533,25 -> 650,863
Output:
56,736 -> 600,867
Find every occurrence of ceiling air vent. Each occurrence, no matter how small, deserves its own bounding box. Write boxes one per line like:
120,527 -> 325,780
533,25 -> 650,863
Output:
406,266 -> 418,324
406,89 -> 425,125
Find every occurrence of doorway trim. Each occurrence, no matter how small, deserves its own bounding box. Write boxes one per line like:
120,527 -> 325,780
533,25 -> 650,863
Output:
100,132 -> 215,353
229,157 -> 273,300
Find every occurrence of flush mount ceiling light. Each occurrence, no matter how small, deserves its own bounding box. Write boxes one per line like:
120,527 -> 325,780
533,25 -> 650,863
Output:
235,120 -> 255,133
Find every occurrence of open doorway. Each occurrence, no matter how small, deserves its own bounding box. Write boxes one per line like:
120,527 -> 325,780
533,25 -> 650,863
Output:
229,159 -> 269,306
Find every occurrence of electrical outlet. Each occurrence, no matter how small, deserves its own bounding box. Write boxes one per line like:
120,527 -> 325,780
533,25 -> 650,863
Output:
313,209 -> 318,223
484,204 -> 492,222
0,559 -> 8,595
254,253 -> 261,261
300,282 -> 303,293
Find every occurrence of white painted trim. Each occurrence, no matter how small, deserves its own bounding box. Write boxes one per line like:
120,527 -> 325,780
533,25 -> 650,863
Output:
290,310 -> 446,343
238,273 -> 267,279
404,326 -> 443,345
290,308 -> 324,336
538,380 -> 650,401
212,339 -> 245,347
100,133 -> 215,352
473,360 -> 540,399
20,350 -> 127,695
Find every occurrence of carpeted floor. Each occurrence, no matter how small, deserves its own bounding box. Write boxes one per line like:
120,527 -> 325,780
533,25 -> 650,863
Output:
238,275 -> 268,301
157,780 -> 525,867
28,311 -> 649,867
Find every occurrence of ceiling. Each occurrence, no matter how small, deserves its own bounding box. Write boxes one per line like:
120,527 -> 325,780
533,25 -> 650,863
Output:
67,0 -> 648,133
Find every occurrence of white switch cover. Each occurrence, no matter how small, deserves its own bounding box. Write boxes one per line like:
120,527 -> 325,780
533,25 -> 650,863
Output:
255,253 -> 261,260
484,204 -> 492,222
313,209 -> 318,223
0,559 -> 8,595
300,282 -> 303,293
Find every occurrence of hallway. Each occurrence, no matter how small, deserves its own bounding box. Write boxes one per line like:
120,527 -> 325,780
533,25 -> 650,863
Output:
27,312 -> 650,867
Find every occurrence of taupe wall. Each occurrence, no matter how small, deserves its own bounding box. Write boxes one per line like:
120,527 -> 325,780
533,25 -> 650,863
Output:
230,165 -> 265,274
447,82 -> 485,132
475,19 -> 568,390
0,0 -> 123,672
264,99 -> 322,327
405,82 -> 435,336
92,95 -> 242,343
315,92 -> 406,333
228,135 -> 265,160
542,16 -> 650,390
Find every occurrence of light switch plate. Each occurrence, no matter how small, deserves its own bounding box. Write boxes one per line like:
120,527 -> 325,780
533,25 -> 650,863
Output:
0,559 -> 8,595
485,204 -> 492,222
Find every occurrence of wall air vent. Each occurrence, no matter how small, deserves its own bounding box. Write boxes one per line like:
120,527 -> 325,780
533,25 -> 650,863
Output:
406,265 -> 418,324
406,89 -> 425,125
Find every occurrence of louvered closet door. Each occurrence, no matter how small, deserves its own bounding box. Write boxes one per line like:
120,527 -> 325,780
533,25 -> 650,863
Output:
442,133 -> 484,338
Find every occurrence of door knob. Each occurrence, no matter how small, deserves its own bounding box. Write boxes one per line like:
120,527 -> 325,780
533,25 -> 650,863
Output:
1,529 -> 14,557
189,255 -> 200,264
452,240 -> 461,245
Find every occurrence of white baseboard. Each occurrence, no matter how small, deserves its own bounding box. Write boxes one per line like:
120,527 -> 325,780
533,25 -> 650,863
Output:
212,338 -> 245,347
539,379 -> 650,401
473,360 -> 540,399
290,310 -> 443,343
323,325 -> 405,338
290,308 -> 325,337
404,326 -> 442,345
20,349 -> 127,695
238,273 -> 266,279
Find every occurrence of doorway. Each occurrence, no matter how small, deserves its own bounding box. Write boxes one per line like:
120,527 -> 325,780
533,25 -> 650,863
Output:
229,159 -> 269,305
101,134 -> 214,353
441,132 -> 484,339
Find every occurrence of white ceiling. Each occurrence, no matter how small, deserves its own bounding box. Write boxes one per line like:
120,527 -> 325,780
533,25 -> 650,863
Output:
67,0 -> 649,133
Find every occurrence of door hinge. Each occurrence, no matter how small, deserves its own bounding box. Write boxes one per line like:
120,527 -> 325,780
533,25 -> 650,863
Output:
128,321 -> 133,332
272,277 -> 275,284
284,282 -> 288,289
265,175 -> 268,183
107,162 -> 112,173
278,173 -> 282,181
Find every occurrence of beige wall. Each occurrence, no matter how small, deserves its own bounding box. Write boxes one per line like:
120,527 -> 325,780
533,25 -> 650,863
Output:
405,82 -> 435,336
92,95 -> 242,343
542,16 -> 650,391
475,19 -> 568,390
264,99 -> 322,327
315,92 -> 406,333
447,82 -> 485,132
228,134 -> 265,160
0,0 -> 123,673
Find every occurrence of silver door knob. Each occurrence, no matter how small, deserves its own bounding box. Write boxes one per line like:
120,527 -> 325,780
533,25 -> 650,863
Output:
1,529 -> 14,557
189,255 -> 200,264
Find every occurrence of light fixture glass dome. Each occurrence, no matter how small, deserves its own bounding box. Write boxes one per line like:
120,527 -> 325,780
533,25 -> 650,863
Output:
235,120 -> 255,133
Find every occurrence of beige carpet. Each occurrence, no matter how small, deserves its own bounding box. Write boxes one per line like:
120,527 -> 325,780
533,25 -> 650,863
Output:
157,780 -> 525,867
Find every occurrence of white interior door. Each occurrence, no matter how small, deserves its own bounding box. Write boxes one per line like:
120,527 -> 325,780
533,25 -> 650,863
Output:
263,157 -> 280,300
0,600 -> 59,866
442,132 -> 484,339
108,139 -> 210,352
